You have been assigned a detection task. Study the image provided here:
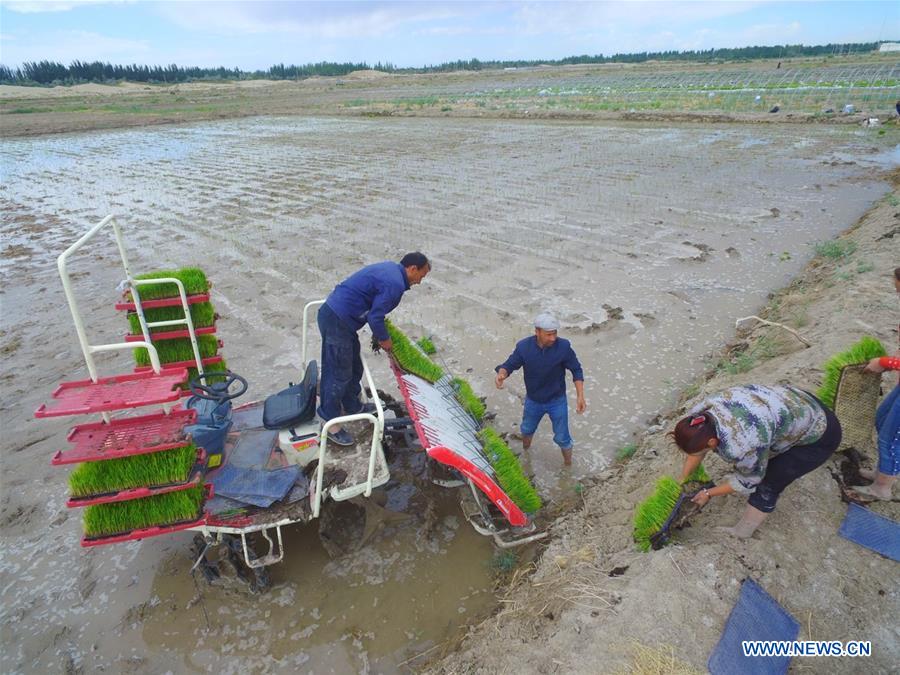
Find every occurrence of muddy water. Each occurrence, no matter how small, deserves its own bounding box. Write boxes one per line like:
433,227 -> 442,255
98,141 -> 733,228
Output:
0,117 -> 895,673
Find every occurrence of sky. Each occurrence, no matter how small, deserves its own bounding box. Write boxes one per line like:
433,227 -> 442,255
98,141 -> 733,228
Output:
1,1 -> 898,70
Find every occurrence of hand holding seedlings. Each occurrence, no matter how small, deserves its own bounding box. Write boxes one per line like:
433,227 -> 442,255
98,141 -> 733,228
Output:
495,368 -> 508,389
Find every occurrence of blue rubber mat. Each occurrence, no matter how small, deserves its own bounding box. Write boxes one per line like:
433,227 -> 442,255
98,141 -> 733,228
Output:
209,464 -> 300,508
708,578 -> 799,675
839,502 -> 900,562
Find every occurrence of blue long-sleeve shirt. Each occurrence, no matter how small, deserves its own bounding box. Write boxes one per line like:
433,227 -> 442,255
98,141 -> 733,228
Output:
325,262 -> 410,341
496,336 -> 584,403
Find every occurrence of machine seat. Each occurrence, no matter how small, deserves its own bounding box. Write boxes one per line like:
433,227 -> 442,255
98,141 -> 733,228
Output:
262,361 -> 318,430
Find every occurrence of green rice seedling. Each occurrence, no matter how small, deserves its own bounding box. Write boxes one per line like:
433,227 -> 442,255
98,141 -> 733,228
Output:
817,336 -> 886,409
489,550 -> 518,573
478,428 -> 542,513
616,443 -> 638,462
128,302 -> 216,334
183,359 -> 228,390
132,268 -> 209,301
683,464 -> 711,484
133,335 -> 219,367
416,336 -> 436,355
68,444 -> 198,497
83,484 -> 205,538
633,476 -> 682,552
386,320 -> 444,383
451,377 -> 485,422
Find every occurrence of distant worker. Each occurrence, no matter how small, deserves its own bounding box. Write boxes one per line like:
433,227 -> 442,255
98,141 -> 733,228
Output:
494,313 -> 586,466
672,384 -> 841,538
855,266 -> 900,501
318,253 -> 431,446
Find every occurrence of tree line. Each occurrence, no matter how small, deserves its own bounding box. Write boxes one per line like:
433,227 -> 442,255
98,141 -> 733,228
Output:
0,41 -> 888,86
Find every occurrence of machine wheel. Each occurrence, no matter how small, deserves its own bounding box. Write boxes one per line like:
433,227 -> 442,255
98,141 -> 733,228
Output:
224,535 -> 273,593
190,534 -> 221,584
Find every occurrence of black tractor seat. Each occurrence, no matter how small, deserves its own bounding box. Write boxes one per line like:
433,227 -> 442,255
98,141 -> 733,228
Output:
262,360 -> 318,431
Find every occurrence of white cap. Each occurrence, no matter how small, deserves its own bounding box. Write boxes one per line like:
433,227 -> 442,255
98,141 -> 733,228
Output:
534,312 -> 560,331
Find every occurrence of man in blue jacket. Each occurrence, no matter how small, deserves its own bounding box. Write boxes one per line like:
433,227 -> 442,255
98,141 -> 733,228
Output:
318,253 -> 430,445
495,313 -> 586,466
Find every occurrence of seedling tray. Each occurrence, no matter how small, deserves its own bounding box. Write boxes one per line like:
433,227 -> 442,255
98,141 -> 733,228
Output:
67,448 -> 207,507
115,293 -> 210,311
124,325 -> 217,342
53,408 -> 197,465
133,356 -> 223,373
80,485 -> 212,547
34,369 -> 188,418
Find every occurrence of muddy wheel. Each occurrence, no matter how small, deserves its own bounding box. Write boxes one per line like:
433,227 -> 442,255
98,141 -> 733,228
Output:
190,534 -> 220,584
318,500 -> 367,558
221,536 -> 273,593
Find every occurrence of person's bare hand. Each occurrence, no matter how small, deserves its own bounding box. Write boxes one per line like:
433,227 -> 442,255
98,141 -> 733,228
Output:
379,338 -> 393,352
691,489 -> 711,506
576,397 -> 586,414
864,356 -> 884,374
495,371 -> 506,389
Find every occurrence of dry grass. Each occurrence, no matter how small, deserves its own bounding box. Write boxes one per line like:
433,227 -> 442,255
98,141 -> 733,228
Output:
613,643 -> 703,675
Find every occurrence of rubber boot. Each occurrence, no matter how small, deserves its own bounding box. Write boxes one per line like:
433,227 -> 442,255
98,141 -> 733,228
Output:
718,505 -> 768,539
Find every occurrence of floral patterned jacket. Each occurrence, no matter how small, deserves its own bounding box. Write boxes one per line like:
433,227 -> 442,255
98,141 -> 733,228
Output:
688,384 -> 827,494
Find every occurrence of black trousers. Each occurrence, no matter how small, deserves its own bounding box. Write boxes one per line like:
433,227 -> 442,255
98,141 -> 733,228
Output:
748,399 -> 842,513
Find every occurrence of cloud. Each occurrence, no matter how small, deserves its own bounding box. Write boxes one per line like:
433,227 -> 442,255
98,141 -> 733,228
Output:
4,0 -> 132,13
154,1 -> 465,38
1,30 -> 150,65
510,1 -> 766,37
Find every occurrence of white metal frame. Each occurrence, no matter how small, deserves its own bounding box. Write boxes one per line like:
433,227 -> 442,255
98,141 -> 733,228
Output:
57,215 -> 171,422
301,300 -> 386,518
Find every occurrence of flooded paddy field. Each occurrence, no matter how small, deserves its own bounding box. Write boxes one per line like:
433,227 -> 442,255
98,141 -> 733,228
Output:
0,116 -> 896,672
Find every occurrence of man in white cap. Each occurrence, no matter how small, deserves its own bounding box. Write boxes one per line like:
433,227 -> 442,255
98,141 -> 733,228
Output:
494,313 -> 586,466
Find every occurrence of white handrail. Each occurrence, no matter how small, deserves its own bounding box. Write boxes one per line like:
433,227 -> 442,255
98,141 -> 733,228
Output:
132,277 -> 204,373
311,349 -> 385,517
301,299 -> 325,368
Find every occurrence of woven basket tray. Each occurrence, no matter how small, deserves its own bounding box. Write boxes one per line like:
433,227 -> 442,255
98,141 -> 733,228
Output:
833,364 -> 881,456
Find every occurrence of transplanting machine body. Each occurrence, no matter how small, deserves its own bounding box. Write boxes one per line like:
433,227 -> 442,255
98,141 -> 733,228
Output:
35,215 -> 545,589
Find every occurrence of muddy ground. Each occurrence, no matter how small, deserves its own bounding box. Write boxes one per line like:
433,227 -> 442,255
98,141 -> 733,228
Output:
0,107 -> 898,672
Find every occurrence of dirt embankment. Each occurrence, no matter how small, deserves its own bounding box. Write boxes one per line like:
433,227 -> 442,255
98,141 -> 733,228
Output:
426,177 -> 900,674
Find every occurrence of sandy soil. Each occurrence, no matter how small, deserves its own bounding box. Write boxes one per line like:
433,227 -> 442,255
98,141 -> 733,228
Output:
0,116 -> 897,672
427,179 -> 900,674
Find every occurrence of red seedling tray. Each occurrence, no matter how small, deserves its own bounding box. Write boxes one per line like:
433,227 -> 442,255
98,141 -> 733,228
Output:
134,356 -> 223,374
35,369 -> 189,418
115,293 -> 210,311
53,408 -> 197,465
66,448 -> 207,507
80,484 -> 212,547
124,325 -> 217,342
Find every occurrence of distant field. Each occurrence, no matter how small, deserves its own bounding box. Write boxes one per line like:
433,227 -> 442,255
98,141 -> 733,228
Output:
1,54 -> 898,137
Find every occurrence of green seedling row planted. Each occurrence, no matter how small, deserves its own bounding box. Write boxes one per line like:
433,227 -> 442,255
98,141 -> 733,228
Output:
132,268 -> 209,300
817,336 -> 886,409
416,336 -> 437,355
386,320 -> 444,383
83,484 -> 205,537
478,428 -> 542,513
68,444 -> 198,498
133,334 -> 219,367
451,377 -> 486,422
633,476 -> 682,552
128,302 -> 216,334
